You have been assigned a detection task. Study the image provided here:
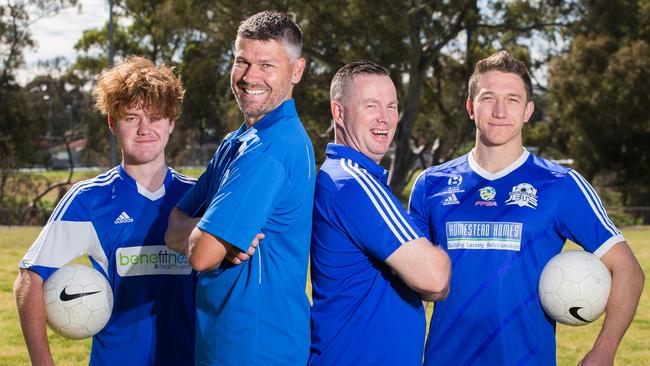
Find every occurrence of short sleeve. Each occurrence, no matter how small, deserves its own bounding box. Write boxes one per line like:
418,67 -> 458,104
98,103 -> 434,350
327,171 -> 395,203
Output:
332,173 -> 424,262
197,148 -> 288,252
556,170 -> 625,257
176,157 -> 215,217
19,188 -> 102,280
408,170 -> 433,242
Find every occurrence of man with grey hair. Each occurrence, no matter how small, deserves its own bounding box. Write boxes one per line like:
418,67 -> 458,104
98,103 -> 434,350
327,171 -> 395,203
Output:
165,10 -> 315,365
309,60 -> 450,365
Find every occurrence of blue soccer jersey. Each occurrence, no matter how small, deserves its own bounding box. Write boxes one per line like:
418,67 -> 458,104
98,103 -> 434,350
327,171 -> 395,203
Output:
176,99 -> 315,366
409,149 -> 624,366
19,165 -> 197,366
309,144 -> 427,366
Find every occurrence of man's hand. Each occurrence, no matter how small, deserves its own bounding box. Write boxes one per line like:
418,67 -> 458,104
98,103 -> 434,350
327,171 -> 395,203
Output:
578,349 -> 614,366
225,233 -> 265,265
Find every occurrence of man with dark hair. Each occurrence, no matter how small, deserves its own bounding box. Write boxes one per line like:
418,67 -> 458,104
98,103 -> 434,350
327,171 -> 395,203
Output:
165,11 -> 315,366
309,60 -> 450,365
409,50 -> 644,365
15,56 -> 196,366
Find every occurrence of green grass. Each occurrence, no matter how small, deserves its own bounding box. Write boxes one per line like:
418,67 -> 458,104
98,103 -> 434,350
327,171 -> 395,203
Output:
1,226 -> 648,364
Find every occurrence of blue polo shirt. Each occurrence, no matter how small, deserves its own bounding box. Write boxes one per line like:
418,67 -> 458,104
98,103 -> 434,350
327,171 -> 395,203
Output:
309,144 -> 426,366
176,99 -> 315,366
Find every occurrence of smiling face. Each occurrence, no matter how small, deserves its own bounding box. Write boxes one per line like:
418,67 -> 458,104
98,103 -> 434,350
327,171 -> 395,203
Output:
468,70 -> 534,149
230,36 -> 305,127
110,105 -> 173,167
333,74 -> 399,163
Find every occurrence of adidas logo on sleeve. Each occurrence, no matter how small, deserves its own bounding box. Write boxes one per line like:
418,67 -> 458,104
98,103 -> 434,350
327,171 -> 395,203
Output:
114,211 -> 134,224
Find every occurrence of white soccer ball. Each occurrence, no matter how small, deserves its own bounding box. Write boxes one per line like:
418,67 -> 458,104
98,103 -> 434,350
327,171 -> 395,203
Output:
44,264 -> 113,339
538,251 -> 611,326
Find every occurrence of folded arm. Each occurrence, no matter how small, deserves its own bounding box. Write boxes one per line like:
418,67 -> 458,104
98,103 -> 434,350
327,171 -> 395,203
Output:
385,237 -> 451,301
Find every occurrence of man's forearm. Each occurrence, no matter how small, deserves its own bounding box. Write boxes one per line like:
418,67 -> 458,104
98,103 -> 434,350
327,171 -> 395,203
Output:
14,269 -> 55,366
165,208 -> 201,255
584,243 -> 645,363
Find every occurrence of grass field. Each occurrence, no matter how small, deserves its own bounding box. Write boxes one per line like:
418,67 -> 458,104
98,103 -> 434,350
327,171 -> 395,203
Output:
1,226 -> 648,365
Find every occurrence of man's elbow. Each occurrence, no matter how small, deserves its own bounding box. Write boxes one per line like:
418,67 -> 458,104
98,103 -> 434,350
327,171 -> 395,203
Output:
164,229 -> 183,253
419,268 -> 451,301
188,254 -> 221,272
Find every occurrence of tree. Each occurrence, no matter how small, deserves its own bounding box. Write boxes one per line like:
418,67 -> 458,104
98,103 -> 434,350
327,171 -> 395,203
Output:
69,1 -> 578,197
546,0 -> 650,217
0,0 -> 77,206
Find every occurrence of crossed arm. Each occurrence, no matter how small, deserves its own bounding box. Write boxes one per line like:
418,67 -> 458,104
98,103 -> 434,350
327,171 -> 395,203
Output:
385,237 -> 451,302
579,241 -> 644,365
165,208 -> 262,271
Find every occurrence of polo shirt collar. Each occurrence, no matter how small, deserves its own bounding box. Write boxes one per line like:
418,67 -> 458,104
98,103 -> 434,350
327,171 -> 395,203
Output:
326,143 -> 390,184
232,99 -> 298,143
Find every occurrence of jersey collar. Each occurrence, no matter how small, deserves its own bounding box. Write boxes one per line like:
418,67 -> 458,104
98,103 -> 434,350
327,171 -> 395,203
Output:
117,164 -> 171,200
467,147 -> 530,181
326,143 -> 390,184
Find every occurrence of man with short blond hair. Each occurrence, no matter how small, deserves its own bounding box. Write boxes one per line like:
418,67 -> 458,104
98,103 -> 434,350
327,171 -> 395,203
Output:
309,60 -> 450,365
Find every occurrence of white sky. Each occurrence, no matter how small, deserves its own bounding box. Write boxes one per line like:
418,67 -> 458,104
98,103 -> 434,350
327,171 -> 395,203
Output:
16,0 -> 107,84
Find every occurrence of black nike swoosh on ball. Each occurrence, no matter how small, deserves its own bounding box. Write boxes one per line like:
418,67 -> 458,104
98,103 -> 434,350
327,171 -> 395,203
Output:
569,306 -> 589,322
59,287 -> 102,302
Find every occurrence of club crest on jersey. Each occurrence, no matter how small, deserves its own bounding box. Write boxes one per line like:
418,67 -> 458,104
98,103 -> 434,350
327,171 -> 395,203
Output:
505,183 -> 538,209
434,174 -> 465,196
442,193 -> 460,206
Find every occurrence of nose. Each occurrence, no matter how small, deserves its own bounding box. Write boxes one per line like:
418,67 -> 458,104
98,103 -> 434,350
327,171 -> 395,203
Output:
492,100 -> 507,118
242,64 -> 262,83
378,106 -> 391,124
137,116 -> 152,135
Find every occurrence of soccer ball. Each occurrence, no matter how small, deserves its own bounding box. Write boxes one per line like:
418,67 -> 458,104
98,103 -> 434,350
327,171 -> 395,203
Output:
44,264 -> 113,339
538,251 -> 611,326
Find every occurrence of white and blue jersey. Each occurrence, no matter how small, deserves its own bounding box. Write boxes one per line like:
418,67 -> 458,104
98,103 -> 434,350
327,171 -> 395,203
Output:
409,149 -> 624,366
20,165 -> 197,366
176,99 -> 315,366
309,144 -> 426,366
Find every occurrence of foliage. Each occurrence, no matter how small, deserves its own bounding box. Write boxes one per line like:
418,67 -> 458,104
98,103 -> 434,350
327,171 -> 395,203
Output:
546,0 -> 650,211
67,0 -> 581,194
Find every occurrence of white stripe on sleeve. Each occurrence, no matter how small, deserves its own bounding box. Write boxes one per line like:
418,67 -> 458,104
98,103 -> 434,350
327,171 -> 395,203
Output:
339,159 -> 412,244
346,160 -> 419,239
567,171 -> 619,236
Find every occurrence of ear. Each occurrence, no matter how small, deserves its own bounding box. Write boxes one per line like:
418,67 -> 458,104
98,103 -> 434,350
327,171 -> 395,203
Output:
466,99 -> 475,120
291,57 -> 306,85
169,119 -> 175,133
107,116 -> 117,135
523,100 -> 535,124
331,100 -> 344,125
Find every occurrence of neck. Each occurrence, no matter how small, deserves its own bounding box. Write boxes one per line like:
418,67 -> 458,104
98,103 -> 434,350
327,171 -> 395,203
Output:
472,138 -> 524,174
122,156 -> 167,191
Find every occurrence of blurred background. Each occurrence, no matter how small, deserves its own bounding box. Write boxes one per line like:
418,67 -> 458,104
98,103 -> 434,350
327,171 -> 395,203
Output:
1,0 -> 649,225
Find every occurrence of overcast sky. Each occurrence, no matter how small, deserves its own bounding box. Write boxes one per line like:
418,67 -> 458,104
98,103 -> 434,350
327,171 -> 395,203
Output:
17,0 -> 106,84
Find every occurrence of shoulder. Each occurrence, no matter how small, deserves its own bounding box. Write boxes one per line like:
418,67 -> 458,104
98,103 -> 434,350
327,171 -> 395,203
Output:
416,154 -> 469,186
49,168 -> 121,222
169,168 -> 197,187
323,158 -> 389,205
528,153 -> 572,177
